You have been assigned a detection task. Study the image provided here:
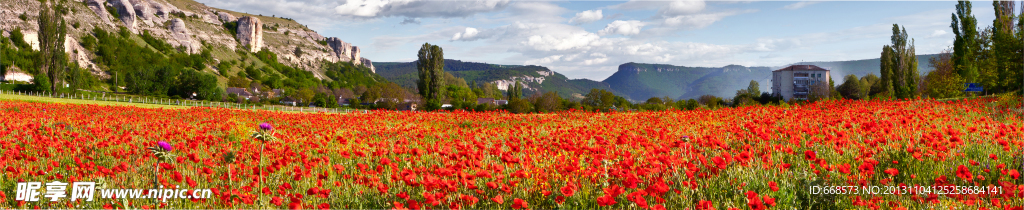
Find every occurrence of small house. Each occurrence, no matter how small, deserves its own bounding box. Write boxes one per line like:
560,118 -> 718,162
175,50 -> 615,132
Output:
226,87 -> 253,100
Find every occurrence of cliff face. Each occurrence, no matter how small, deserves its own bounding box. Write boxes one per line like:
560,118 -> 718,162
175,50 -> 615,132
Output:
326,37 -> 352,62
167,18 -> 200,54
236,16 -> 262,52
1,0 -> 378,81
324,37 -> 373,72
111,0 -> 136,33
85,0 -> 114,26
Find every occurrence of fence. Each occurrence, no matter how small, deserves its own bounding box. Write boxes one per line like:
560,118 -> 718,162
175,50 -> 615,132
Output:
0,90 -> 369,114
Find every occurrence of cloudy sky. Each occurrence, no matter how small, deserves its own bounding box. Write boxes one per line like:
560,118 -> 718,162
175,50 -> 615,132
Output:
195,0 -> 998,80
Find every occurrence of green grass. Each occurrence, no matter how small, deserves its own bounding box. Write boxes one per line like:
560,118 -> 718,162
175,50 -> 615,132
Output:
0,92 -> 189,109
0,92 -> 361,113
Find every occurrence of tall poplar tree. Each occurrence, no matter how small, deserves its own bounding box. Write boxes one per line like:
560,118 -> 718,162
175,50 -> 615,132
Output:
37,0 -> 68,93
951,1 -> 979,83
992,1 -> 1021,93
876,45 -> 895,96
416,43 -> 445,103
878,24 -> 919,99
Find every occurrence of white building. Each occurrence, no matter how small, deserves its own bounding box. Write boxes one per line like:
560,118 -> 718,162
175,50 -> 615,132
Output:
771,65 -> 831,101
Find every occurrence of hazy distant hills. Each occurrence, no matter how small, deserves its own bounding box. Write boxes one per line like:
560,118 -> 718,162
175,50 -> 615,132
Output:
603,54 -> 939,100
374,59 -> 619,99
793,54 -> 939,81
377,54 -> 939,101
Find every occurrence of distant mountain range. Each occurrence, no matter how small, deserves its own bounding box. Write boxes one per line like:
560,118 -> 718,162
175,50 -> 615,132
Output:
374,60 -> 619,99
376,54 -> 940,101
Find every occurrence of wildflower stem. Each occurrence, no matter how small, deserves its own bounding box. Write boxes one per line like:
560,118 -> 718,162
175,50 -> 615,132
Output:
259,143 -> 265,209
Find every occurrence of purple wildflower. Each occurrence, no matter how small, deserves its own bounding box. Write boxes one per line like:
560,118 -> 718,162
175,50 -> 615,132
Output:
157,141 -> 173,152
259,122 -> 273,131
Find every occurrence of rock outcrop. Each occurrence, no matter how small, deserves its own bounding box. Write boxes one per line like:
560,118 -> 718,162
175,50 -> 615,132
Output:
167,18 -> 200,54
112,0 -> 137,33
236,16 -> 263,52
325,37 -> 374,70
326,37 -> 352,62
129,0 -> 155,25
351,46 -> 361,66
217,11 -> 236,23
85,0 -> 114,26
360,58 -> 375,73
2,0 -> 381,82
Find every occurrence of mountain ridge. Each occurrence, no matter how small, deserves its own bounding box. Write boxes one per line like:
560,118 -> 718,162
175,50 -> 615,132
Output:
378,54 -> 939,101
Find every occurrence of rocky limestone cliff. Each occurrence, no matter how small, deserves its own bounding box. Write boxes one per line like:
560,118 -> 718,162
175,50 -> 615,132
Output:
111,0 -> 136,33
129,0 -> 155,26
351,46 -> 361,66
167,18 -> 201,54
326,37 -> 352,62
216,11 -> 235,23
236,16 -> 262,52
360,58 -> 375,73
494,75 -> 546,91
85,0 -> 114,26
2,0 -> 379,81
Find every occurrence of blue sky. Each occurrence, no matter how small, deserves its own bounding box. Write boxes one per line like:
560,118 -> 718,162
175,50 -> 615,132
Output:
195,0 -> 999,80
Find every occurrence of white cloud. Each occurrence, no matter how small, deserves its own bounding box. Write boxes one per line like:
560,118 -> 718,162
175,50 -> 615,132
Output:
927,29 -> 948,38
451,27 -> 481,41
611,0 -> 706,16
523,32 -> 603,51
372,27 -> 463,50
335,0 -> 510,18
661,10 -> 754,29
783,1 -> 819,10
196,0 -> 348,29
569,10 -> 603,24
599,20 -> 648,36
526,55 -> 563,65
662,0 -> 707,17
334,0 -> 389,17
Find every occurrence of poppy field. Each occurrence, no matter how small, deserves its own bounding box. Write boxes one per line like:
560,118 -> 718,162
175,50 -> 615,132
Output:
0,98 -> 1023,209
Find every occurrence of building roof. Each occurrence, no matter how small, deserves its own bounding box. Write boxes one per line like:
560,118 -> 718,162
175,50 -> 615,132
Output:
773,65 -> 829,72
226,87 -> 252,97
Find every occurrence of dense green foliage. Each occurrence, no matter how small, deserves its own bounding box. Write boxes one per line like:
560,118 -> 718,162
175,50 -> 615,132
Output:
141,30 -> 175,54
922,51 -> 966,99
506,81 -> 523,101
322,61 -> 383,89
253,49 -> 319,89
37,2 -> 68,93
416,43 -> 445,108
86,27 -> 219,99
90,27 -> 212,86
951,1 -> 981,83
987,1 -> 1023,94
1,28 -> 40,76
878,24 -> 919,99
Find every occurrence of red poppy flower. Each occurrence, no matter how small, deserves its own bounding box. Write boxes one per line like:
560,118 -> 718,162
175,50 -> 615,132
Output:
884,168 -> 898,176
511,198 -> 528,209
804,150 -> 816,161
763,195 -> 776,207
596,195 -> 616,206
697,200 -> 715,210
491,195 -> 504,204
745,191 -> 766,210
956,165 -> 973,181
560,183 -> 577,197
